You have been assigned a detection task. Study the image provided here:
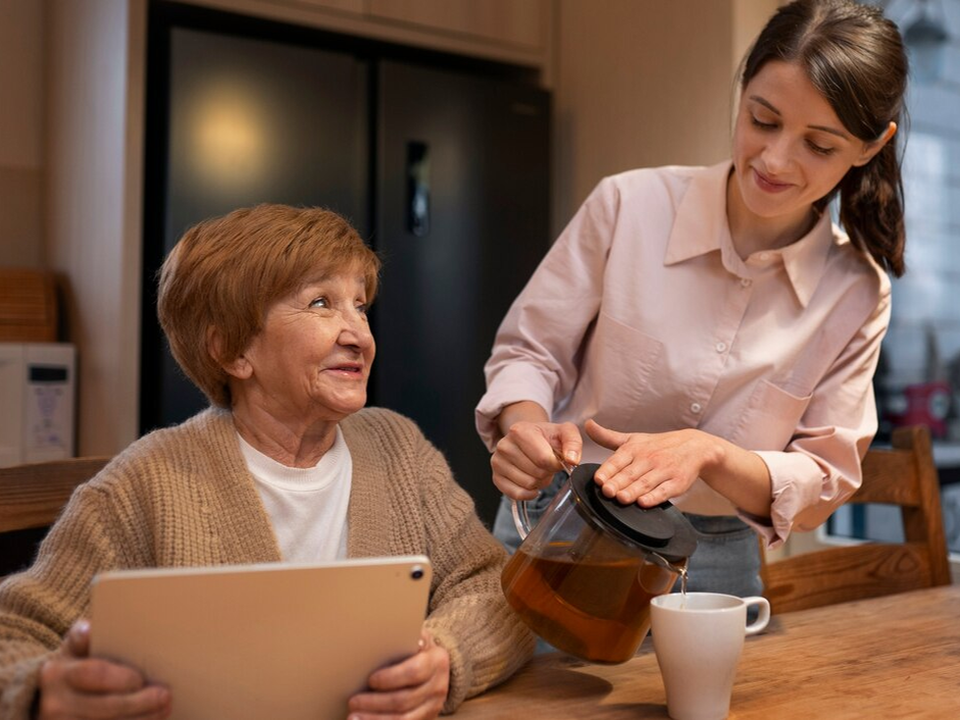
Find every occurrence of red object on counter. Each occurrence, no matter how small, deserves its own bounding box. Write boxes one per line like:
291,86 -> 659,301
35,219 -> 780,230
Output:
886,381 -> 951,438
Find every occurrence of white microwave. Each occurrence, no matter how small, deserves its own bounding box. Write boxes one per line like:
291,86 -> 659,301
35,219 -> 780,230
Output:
0,342 -> 76,467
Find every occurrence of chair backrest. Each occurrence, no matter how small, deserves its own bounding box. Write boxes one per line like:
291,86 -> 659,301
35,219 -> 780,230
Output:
760,425 -> 951,614
0,456 -> 110,533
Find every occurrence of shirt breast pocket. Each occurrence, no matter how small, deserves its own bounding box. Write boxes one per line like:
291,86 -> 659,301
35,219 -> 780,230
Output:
577,311 -> 664,426
731,379 -> 812,451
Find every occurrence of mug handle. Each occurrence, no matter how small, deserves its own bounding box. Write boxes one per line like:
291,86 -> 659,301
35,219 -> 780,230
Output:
742,596 -> 771,635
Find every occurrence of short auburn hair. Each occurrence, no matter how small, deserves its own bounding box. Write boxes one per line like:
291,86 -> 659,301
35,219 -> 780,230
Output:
157,204 -> 380,408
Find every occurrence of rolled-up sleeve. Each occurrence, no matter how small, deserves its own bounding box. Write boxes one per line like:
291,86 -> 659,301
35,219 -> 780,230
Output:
749,278 -> 891,548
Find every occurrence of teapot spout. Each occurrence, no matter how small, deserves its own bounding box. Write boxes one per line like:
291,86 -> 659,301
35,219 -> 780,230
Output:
649,551 -> 689,575
639,553 -> 686,595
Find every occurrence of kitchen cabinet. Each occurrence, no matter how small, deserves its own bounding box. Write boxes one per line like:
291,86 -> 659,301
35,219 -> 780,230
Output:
286,0 -> 364,13
367,0 -> 546,51
182,0 -> 552,71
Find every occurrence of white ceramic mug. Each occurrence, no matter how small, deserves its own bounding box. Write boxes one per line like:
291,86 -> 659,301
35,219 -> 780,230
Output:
650,592 -> 770,720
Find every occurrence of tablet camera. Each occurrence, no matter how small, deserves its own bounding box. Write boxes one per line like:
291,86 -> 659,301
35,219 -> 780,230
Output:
411,565 -> 425,580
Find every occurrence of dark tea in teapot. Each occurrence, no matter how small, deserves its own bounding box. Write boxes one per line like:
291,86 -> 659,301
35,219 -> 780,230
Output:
501,463 -> 697,664
501,540 -> 681,664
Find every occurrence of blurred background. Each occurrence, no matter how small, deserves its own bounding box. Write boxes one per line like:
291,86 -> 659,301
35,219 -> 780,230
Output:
826,0 -> 960,560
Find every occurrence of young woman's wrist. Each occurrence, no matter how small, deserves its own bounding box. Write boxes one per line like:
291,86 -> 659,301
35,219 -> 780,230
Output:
496,401 -> 549,438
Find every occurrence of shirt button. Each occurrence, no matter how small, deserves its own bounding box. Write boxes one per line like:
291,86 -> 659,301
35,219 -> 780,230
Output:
715,342 -> 727,353
690,402 -> 702,414
740,278 -> 752,287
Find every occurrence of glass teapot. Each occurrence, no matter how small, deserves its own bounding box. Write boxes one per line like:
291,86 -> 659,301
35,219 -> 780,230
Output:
501,463 -> 698,664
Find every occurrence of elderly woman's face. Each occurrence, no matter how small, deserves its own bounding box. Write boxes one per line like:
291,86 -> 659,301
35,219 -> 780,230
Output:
236,271 -> 375,422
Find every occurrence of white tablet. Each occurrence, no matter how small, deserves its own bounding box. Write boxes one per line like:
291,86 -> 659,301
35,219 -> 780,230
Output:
89,556 -> 432,720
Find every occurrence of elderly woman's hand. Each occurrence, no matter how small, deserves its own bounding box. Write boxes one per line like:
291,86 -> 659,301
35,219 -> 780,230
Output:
347,630 -> 450,720
37,619 -> 171,720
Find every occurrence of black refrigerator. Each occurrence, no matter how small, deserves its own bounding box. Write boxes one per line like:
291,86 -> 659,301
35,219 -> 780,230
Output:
140,5 -> 551,525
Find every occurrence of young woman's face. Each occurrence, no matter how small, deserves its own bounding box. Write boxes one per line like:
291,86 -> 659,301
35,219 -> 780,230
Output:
731,60 -> 887,223
235,270 -> 375,423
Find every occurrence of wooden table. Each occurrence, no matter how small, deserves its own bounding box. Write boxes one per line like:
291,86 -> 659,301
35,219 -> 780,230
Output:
456,585 -> 960,719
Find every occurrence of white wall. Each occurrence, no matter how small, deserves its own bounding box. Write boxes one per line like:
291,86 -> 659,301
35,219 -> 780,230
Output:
555,1 -> 733,232
45,0 -> 146,455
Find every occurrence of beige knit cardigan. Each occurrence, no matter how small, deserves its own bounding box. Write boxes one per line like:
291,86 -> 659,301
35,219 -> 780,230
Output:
0,406 -> 534,718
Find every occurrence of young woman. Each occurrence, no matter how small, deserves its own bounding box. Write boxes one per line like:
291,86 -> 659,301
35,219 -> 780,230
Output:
476,0 -> 908,598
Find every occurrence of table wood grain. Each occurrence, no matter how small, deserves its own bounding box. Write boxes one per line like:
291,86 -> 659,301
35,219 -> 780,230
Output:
455,585 -> 960,719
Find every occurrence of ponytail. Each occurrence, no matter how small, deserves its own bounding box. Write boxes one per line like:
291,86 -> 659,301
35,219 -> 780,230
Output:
838,140 -> 906,278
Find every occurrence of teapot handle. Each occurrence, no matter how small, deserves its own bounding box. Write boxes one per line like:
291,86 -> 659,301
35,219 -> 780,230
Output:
511,453 -> 578,542
511,498 -> 533,540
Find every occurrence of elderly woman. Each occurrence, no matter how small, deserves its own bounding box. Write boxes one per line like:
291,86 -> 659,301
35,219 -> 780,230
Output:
0,205 -> 534,720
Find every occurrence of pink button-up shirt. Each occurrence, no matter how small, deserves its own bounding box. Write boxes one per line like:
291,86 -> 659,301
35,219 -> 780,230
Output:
475,162 -> 891,547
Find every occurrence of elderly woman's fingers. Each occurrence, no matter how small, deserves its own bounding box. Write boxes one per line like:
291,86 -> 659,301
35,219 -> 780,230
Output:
347,631 -> 449,720
37,619 -> 171,720
38,683 -> 171,720
63,659 -> 145,696
62,618 -> 91,658
37,654 -> 171,720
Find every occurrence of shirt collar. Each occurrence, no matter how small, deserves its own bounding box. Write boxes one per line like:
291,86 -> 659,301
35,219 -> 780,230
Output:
664,159 -> 835,309
779,211 -> 834,308
664,161 -> 730,266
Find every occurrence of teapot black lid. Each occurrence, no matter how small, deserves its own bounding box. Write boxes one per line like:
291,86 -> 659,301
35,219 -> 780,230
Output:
569,463 -> 698,562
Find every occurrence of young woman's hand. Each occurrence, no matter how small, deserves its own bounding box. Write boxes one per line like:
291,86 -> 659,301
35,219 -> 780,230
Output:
347,630 -> 450,720
37,619 -> 171,720
491,417 -> 582,499
586,418 -> 775,517
585,419 -> 720,507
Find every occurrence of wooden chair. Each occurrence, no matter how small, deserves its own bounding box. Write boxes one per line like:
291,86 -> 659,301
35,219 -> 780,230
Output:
761,425 -> 951,614
0,456 -> 110,576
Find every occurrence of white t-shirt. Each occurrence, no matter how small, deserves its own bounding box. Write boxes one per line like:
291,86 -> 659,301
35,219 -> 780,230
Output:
238,427 -> 352,562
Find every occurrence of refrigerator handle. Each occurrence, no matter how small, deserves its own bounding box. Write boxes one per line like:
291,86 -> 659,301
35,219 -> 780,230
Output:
406,141 -> 430,237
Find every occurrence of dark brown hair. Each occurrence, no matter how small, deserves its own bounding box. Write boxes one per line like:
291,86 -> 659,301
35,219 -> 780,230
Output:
157,205 -> 381,408
742,0 -> 908,277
